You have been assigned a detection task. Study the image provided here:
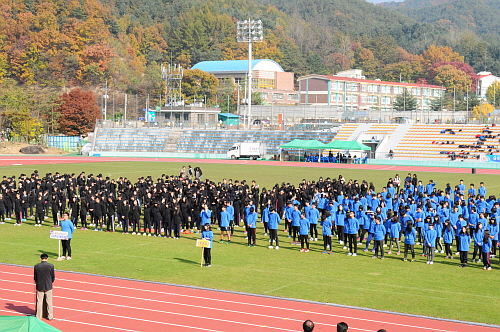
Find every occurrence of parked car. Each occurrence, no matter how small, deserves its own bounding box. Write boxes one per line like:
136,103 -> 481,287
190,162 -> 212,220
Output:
253,119 -> 271,126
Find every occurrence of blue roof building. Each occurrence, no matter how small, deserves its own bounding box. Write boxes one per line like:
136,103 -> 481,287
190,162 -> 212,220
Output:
191,59 -> 298,106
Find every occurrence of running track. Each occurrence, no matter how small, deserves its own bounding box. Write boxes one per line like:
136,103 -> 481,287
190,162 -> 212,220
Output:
1,264 -> 498,332
1,155 -> 500,174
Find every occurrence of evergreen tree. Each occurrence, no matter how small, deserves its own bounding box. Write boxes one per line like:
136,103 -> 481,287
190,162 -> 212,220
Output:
393,88 -> 418,111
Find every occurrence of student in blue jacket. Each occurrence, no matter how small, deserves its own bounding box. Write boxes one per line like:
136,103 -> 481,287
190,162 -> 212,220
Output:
291,204 -> 301,245
433,216 -> 444,254
424,223 -> 437,264
457,226 -> 471,268
201,224 -> 213,267
443,220 -> 454,259
472,222 -> 484,263
219,205 -> 231,244
299,213 -> 310,252
267,207 -> 281,250
321,211 -> 333,254
372,217 -> 386,259
59,212 -> 75,260
335,205 -> 347,246
346,211 -> 360,256
308,203 -> 320,241
403,221 -> 416,262
388,215 -> 401,255
247,207 -> 257,247
481,230 -> 492,270
261,202 -> 270,236
488,218 -> 499,258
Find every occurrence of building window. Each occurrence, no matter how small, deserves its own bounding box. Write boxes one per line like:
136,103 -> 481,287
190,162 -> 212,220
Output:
252,78 -> 275,89
273,93 -> 284,100
261,93 -> 269,99
287,94 -> 298,100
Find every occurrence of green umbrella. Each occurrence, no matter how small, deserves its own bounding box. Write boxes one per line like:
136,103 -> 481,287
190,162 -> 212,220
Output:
0,316 -> 62,332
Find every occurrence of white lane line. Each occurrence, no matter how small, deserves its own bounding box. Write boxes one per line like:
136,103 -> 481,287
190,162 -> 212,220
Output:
0,281 -> 455,332
0,308 -> 142,332
0,287 -> 297,332
0,297 -> 226,332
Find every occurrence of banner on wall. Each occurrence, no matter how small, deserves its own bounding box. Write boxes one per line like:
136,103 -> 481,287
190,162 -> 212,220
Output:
484,155 -> 500,162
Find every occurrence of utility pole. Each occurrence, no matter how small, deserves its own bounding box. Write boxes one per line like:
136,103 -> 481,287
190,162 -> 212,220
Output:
123,93 -> 127,128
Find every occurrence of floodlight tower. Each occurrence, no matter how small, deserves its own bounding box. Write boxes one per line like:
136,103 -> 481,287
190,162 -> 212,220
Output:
237,19 -> 263,128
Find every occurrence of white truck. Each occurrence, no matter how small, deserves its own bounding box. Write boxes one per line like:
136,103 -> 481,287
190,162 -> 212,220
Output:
227,142 -> 266,160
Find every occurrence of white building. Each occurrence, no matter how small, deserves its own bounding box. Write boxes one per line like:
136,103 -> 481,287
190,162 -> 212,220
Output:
476,71 -> 500,98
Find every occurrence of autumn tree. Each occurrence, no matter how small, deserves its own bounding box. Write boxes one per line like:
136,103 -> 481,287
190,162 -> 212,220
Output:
353,48 -> 379,78
432,65 -> 473,93
393,88 -> 418,112
181,69 -> 218,105
420,45 -> 464,74
55,88 -> 101,136
486,81 -> 500,108
472,103 -> 494,122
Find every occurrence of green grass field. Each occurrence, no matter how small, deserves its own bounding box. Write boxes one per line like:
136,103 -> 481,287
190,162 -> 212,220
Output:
1,161 -> 499,325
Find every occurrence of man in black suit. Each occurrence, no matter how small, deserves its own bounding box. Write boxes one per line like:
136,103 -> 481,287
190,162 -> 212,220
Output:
34,253 -> 55,320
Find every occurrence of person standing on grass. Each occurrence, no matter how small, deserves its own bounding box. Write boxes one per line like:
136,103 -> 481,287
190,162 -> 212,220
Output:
247,207 -> 257,247
487,217 -> 498,258
219,205 -> 231,244
372,217 -> 386,259
308,202 -> 320,242
321,211 -> 333,254
35,195 -> 45,227
403,220 -> 416,262
59,212 -> 74,260
346,211 -> 360,256
472,222 -> 484,263
335,204 -> 347,246
299,212 -> 310,252
201,223 -> 213,267
268,207 -> 280,249
34,253 -> 55,320
481,230 -> 492,270
424,223 -> 437,264
388,215 -> 401,255
443,220 -> 454,259
200,204 -> 212,229
458,226 -> 471,268
291,204 -> 301,245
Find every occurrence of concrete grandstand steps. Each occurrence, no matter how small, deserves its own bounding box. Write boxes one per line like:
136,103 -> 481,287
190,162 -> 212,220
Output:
93,128 -> 170,152
391,124 -> 500,160
378,124 -> 411,156
334,124 -> 360,140
163,129 -> 183,152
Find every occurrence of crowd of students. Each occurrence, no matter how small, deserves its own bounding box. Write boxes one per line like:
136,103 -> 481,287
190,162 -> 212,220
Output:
0,169 -> 498,269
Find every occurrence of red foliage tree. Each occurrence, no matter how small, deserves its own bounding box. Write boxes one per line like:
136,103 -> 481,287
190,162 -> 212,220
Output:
55,88 -> 101,136
430,61 -> 479,91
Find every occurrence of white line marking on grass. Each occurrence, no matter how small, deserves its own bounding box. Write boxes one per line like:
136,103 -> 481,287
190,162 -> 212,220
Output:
263,282 -> 302,294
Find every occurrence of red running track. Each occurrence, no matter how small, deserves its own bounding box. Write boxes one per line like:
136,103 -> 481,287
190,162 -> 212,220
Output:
0,264 -> 498,332
1,155 -> 500,174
